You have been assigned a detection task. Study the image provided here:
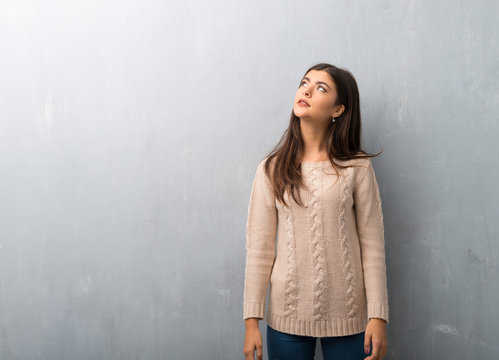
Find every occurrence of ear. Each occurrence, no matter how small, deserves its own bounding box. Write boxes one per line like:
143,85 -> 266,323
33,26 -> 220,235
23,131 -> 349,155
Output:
333,105 -> 345,117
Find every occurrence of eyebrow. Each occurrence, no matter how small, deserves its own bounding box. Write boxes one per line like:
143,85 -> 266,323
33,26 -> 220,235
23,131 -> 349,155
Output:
302,76 -> 331,90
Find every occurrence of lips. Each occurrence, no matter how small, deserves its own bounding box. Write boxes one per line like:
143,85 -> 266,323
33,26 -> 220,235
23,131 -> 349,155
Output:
298,98 -> 310,106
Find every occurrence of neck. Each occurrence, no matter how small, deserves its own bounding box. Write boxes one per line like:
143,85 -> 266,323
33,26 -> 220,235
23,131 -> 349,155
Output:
299,118 -> 329,159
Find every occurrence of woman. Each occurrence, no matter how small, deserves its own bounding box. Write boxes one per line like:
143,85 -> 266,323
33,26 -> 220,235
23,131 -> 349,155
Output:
242,63 -> 389,360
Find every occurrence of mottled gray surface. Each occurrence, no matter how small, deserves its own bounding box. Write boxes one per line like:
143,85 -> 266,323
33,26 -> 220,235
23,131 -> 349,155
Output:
0,0 -> 498,359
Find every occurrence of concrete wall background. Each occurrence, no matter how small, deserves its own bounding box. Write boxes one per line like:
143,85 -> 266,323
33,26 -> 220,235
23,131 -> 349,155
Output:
0,0 -> 498,359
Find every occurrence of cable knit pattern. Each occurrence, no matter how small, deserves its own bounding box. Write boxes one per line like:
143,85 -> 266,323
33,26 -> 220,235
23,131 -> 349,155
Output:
308,166 -> 329,321
338,167 -> 359,318
243,157 -> 389,337
283,197 -> 298,318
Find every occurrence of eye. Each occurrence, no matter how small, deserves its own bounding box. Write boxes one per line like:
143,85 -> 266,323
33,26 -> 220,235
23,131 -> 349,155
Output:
300,80 -> 326,92
300,80 -> 327,92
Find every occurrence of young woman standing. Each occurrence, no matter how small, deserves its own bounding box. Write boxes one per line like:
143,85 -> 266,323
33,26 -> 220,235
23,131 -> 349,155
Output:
242,63 -> 389,360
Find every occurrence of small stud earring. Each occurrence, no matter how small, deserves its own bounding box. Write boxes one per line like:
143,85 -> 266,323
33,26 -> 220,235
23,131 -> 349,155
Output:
331,116 -> 336,123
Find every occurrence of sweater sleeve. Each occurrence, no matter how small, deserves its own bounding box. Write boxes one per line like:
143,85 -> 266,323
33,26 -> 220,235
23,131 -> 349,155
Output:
243,160 -> 278,320
353,160 -> 389,323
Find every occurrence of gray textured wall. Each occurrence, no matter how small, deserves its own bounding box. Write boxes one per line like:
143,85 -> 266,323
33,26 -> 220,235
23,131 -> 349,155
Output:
1,0 -> 498,359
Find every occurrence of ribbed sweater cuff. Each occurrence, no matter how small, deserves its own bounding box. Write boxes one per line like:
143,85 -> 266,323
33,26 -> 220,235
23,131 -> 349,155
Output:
243,302 -> 265,320
367,302 -> 389,323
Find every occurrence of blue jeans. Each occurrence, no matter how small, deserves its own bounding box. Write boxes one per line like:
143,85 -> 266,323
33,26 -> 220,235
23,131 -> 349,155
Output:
266,324 -> 372,360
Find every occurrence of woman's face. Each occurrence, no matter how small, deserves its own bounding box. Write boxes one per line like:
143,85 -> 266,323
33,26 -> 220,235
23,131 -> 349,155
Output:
293,70 -> 340,123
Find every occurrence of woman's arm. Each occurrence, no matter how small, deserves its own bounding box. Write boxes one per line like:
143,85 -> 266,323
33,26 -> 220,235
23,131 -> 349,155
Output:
242,159 -> 278,320
353,159 -> 389,323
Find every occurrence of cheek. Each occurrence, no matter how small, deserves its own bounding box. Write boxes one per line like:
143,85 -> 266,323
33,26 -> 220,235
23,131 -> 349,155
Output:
316,97 -> 334,112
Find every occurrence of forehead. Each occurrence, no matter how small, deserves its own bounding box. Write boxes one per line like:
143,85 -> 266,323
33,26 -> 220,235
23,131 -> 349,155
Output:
304,70 -> 334,85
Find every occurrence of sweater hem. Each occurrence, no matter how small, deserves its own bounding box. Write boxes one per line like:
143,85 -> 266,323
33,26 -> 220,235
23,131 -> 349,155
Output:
265,310 -> 369,337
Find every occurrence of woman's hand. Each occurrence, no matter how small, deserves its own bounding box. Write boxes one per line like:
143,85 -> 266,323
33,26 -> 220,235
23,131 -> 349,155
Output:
364,318 -> 388,359
243,319 -> 263,360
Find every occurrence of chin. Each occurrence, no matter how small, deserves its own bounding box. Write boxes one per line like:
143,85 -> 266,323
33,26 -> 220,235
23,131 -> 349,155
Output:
293,108 -> 306,118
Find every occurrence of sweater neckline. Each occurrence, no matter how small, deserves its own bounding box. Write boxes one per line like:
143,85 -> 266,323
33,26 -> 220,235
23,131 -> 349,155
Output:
301,160 -> 330,167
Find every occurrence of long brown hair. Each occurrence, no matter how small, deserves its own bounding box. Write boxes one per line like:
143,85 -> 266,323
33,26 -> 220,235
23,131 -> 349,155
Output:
261,63 -> 383,208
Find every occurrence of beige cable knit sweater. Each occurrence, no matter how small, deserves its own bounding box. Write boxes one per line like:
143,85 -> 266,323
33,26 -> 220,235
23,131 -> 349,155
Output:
243,156 -> 389,337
